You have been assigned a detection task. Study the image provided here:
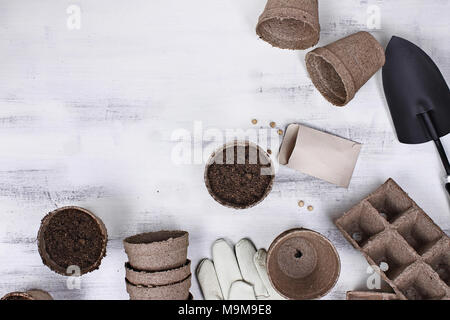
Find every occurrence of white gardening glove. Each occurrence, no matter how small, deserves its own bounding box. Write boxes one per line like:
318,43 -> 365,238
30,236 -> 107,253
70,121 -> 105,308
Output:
196,239 -> 285,300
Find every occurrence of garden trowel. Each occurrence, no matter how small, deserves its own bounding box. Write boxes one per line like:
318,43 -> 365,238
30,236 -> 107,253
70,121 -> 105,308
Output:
383,36 -> 450,197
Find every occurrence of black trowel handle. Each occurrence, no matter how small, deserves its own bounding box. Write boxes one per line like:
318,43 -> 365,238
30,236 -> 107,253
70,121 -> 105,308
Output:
419,112 -> 450,197
434,138 -> 450,176
436,143 -> 450,198
435,144 -> 450,197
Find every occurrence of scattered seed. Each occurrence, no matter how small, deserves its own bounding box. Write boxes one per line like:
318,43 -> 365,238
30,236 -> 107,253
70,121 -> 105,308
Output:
270,121 -> 276,128
277,129 -> 283,136
251,119 -> 258,125
298,200 -> 305,208
307,205 -> 314,211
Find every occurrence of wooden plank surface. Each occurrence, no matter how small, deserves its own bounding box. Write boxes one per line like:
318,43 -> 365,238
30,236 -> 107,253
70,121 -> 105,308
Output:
0,0 -> 449,300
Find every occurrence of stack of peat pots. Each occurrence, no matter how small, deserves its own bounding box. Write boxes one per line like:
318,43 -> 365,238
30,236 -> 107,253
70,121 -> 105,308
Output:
123,231 -> 192,300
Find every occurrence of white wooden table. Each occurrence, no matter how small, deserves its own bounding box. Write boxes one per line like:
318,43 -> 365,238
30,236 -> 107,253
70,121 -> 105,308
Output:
0,0 -> 448,300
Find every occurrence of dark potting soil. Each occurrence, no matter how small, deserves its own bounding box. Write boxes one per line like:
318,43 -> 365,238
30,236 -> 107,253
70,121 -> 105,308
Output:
207,146 -> 273,207
43,209 -> 104,271
3,295 -> 32,300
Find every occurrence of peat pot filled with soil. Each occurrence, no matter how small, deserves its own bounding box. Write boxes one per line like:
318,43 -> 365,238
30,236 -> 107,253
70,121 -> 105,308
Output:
1,290 -> 53,300
204,141 -> 275,209
37,206 -> 108,276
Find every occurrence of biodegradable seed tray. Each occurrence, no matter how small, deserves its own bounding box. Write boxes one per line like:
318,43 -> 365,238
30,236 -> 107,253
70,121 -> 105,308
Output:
346,291 -> 398,300
336,178 -> 450,300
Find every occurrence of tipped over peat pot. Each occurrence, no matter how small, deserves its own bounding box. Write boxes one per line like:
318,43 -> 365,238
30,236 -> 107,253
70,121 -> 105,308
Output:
123,231 -> 189,271
37,206 -> 108,276
305,31 -> 385,106
256,0 -> 320,50
267,228 -> 341,299
204,141 -> 275,209
1,290 -> 53,300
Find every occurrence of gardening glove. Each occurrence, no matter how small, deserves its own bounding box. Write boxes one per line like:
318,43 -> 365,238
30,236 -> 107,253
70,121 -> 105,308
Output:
196,238 -> 285,300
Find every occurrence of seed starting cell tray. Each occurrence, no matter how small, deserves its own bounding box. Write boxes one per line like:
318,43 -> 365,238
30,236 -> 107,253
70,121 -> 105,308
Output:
336,178 -> 450,300
346,291 -> 398,300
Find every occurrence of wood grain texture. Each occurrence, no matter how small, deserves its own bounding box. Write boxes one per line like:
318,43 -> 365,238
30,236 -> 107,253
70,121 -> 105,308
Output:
0,0 -> 449,300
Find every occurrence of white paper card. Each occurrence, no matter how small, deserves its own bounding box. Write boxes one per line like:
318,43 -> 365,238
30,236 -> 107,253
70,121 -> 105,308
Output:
279,124 -> 362,188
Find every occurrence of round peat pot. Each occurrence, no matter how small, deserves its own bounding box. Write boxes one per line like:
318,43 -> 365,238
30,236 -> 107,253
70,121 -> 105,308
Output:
204,141 -> 275,209
305,31 -> 385,106
123,231 -> 189,271
1,290 -> 53,300
125,260 -> 191,286
267,228 -> 341,300
256,0 -> 320,50
37,206 -> 108,276
125,275 -> 191,300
